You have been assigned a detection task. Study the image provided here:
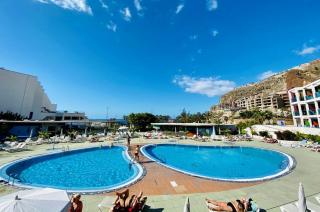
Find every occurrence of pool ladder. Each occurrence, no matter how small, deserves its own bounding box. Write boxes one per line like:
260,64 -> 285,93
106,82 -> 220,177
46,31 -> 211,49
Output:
63,146 -> 70,151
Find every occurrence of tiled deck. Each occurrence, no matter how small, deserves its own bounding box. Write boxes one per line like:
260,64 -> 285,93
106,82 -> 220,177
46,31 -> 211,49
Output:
1,139 -> 320,211
122,144 -> 258,195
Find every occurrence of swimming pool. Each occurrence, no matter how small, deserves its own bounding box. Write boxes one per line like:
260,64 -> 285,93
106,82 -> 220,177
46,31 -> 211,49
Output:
141,144 -> 294,182
0,146 -> 143,193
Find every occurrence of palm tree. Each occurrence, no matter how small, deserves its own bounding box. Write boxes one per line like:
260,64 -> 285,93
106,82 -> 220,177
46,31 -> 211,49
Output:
38,131 -> 50,139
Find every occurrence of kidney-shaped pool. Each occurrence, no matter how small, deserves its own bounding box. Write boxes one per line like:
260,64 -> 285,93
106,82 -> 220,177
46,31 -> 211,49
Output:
141,144 -> 295,182
0,146 -> 143,192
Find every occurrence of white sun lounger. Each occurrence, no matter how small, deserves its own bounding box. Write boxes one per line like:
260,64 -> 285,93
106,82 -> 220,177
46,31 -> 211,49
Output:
316,195 -> 320,205
281,201 -> 320,212
295,201 -> 320,212
4,142 -> 27,152
280,203 -> 299,212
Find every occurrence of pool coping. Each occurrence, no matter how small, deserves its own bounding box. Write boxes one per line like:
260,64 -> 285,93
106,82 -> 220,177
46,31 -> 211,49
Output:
0,145 -> 145,194
140,143 -> 296,183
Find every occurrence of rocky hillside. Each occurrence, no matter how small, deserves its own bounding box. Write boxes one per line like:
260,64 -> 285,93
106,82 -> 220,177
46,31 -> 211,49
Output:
220,59 -> 320,106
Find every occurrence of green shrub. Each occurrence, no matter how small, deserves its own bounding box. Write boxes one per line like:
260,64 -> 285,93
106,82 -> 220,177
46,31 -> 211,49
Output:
6,135 -> 17,142
275,130 -> 298,141
259,131 -> 269,137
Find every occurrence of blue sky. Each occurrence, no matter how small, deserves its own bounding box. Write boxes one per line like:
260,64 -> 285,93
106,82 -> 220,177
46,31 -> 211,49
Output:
1,0 -> 320,118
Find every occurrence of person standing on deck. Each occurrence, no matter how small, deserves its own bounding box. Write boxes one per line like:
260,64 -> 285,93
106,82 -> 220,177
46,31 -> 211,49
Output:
126,132 -> 131,150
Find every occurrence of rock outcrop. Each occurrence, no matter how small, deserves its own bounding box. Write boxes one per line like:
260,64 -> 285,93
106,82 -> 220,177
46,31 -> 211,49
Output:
219,59 -> 320,107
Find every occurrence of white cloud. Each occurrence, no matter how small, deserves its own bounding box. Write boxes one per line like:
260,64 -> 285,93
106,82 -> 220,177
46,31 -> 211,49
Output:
173,75 -> 236,97
106,21 -> 117,32
120,7 -> 132,21
295,44 -> 320,56
258,70 -> 277,80
175,4 -> 184,14
207,0 -> 218,11
134,0 -> 143,11
35,0 -> 92,14
99,0 -> 108,9
211,30 -> 219,37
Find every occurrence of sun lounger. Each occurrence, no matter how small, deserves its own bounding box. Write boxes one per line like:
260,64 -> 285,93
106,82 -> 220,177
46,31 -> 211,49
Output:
280,203 -> 299,212
280,201 -> 320,212
295,201 -> 320,212
34,138 -> 44,145
4,142 -> 27,152
315,195 -> 320,204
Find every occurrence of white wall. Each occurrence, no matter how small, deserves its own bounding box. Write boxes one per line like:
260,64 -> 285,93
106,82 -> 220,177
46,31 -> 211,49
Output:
0,68 -> 56,120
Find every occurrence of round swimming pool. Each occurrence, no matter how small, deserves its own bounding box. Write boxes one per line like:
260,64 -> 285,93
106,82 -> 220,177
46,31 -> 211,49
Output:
141,144 -> 294,182
0,146 -> 143,192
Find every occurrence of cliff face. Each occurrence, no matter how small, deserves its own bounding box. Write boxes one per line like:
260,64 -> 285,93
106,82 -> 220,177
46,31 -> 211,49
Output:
220,59 -> 320,106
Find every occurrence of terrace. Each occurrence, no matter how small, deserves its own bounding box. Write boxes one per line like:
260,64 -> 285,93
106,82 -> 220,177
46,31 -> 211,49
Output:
316,85 -> 320,98
290,92 -> 297,102
298,90 -> 305,101
1,139 -> 320,211
308,102 -> 317,115
311,118 -> 319,128
292,105 -> 300,116
301,104 -> 308,116
305,89 -> 314,100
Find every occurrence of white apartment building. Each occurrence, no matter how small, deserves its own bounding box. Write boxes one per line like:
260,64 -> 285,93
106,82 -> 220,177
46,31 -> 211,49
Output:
0,68 -> 87,121
288,79 -> 320,128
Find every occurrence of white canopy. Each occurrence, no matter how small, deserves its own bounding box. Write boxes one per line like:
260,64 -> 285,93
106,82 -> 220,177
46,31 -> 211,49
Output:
0,188 -> 70,212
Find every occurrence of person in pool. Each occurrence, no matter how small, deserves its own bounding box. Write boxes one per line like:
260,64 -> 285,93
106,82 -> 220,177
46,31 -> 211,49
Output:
205,197 -> 248,212
69,194 -> 83,212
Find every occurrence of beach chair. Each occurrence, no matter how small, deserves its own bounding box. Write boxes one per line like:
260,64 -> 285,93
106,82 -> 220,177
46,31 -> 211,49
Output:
315,195 -> 320,205
294,201 -> 320,212
3,142 -> 20,152
34,138 -> 43,145
280,201 -> 320,212
4,142 -> 27,152
280,203 -> 299,212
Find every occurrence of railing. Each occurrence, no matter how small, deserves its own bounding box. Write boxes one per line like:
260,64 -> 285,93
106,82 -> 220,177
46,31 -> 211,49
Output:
302,111 -> 308,116
318,109 -> 320,115
309,110 -> 316,115
316,91 -> 320,98
306,95 -> 313,100
294,111 -> 300,116
291,97 -> 297,102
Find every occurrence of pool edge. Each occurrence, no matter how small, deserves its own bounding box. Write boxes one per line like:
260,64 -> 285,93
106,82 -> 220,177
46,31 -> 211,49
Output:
0,145 -> 145,194
140,143 -> 296,183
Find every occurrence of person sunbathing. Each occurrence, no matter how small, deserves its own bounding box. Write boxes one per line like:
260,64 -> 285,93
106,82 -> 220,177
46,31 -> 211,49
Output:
109,189 -> 130,212
69,194 -> 83,212
128,191 -> 147,212
109,190 -> 147,212
205,198 -> 248,212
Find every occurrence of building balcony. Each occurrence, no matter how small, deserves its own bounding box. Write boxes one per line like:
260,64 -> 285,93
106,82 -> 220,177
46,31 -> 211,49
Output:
318,109 -> 320,115
302,111 -> 308,116
309,110 -> 316,115
294,111 -> 300,116
306,95 -> 314,100
316,91 -> 320,98
291,97 -> 297,102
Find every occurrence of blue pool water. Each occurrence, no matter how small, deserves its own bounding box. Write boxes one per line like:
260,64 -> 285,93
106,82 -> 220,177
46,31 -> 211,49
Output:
0,146 -> 143,192
141,144 -> 294,181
